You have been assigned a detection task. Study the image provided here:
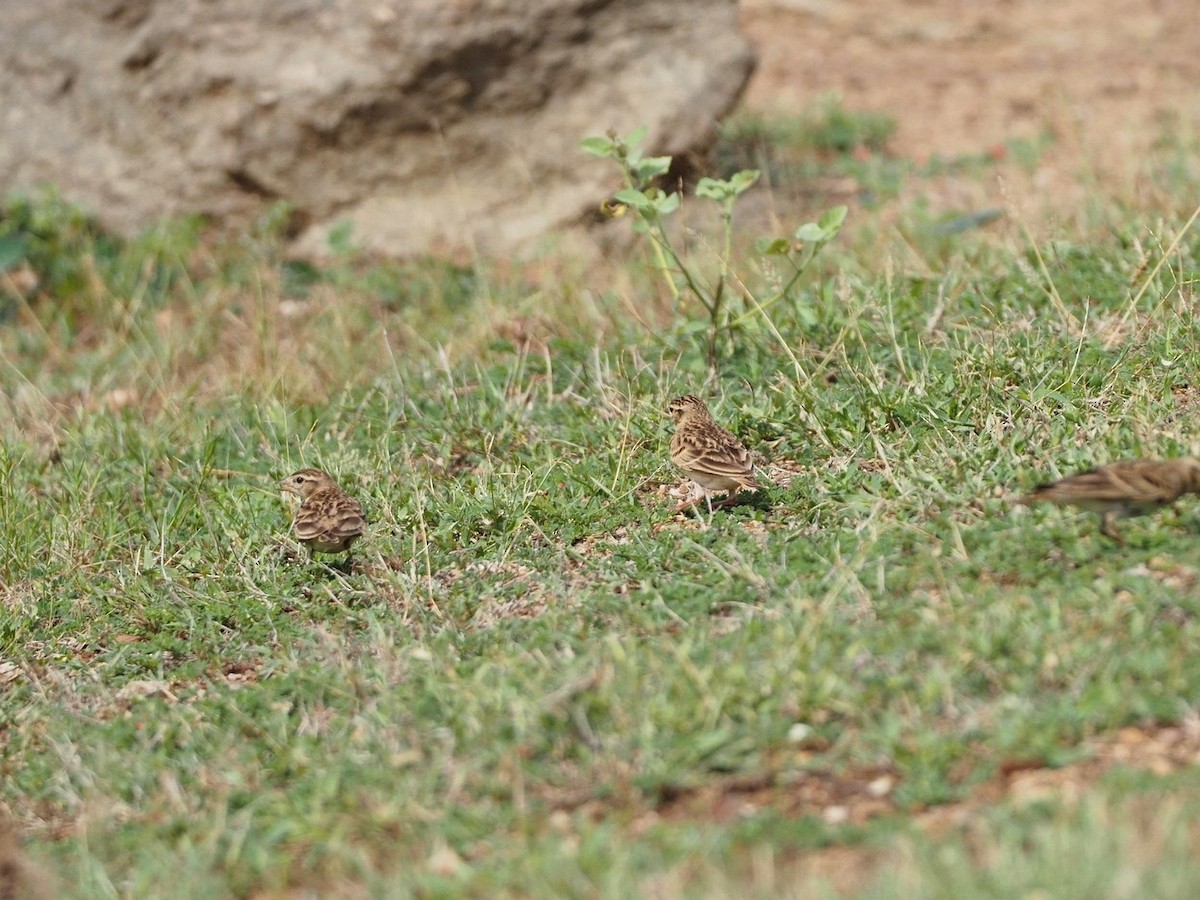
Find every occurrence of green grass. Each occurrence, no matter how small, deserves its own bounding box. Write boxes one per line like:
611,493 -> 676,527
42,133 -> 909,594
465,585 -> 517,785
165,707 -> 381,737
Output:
5,131 -> 1200,897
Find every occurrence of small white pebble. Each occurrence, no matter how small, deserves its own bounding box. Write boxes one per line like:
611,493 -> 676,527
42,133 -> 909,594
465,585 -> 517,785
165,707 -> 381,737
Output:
867,775 -> 893,797
428,843 -> 464,877
787,722 -> 813,744
823,805 -> 849,825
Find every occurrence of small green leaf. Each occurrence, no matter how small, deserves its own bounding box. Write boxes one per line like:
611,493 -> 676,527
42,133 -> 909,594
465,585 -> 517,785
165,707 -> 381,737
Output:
633,155 -> 672,182
613,189 -> 653,211
654,192 -> 680,216
580,136 -> 615,158
694,177 -> 727,201
755,237 -> 791,255
695,171 -> 758,203
794,223 -> 826,242
818,204 -> 848,231
728,169 -> 760,194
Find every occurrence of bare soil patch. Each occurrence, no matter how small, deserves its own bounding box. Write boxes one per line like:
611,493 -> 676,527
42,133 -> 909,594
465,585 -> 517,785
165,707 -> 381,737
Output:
740,0 -> 1200,220
644,722 -> 1200,893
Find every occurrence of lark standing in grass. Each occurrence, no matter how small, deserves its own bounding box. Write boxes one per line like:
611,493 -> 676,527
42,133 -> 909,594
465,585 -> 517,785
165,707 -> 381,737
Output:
666,395 -> 768,514
279,468 -> 367,563
1019,458 -> 1200,544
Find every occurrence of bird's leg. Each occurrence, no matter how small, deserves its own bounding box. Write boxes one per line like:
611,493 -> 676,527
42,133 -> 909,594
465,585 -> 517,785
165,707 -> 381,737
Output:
674,481 -> 706,515
714,490 -> 744,509
1099,510 -> 1125,545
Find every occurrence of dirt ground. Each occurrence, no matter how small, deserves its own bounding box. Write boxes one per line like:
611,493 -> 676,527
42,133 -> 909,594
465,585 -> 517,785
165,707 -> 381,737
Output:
739,0 -> 1200,220
641,721 -> 1200,894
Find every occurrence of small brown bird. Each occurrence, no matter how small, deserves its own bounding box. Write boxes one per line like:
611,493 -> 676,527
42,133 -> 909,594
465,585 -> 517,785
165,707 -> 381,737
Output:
666,395 -> 767,514
1020,458 -> 1200,544
0,816 -> 51,900
279,468 -> 367,563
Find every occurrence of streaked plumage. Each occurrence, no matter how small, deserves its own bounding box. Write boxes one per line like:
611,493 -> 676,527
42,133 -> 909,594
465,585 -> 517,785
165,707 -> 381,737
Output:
279,468 -> 367,561
666,395 -> 766,514
1020,458 -> 1200,544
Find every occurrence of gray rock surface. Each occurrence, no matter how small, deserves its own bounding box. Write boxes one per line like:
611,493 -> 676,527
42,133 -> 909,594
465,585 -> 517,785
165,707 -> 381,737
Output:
0,0 -> 754,259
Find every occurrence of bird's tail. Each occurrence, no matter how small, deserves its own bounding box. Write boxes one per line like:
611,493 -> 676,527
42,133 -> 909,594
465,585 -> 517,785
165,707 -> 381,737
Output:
1016,483 -> 1056,505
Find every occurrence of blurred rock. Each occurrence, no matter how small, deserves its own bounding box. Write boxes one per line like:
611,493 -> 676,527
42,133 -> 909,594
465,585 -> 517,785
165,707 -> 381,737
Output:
0,0 -> 754,259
